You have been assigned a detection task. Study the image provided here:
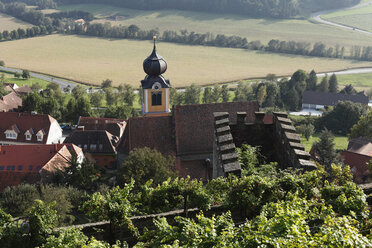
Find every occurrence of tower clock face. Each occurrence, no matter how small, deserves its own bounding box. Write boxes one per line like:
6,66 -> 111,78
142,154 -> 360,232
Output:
152,82 -> 162,91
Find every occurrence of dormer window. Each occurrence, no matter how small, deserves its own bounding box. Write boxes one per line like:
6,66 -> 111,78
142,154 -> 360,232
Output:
5,132 -> 17,139
36,129 -> 45,142
25,129 -> 34,141
5,124 -> 20,140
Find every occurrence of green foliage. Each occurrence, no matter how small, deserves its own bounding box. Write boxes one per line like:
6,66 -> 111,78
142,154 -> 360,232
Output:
71,85 -> 86,99
297,123 -> 315,140
118,83 -> 135,106
184,84 -> 201,105
90,91 -> 104,106
1,184 -> 39,217
138,212 -> 235,247
82,180 -> 136,233
0,60 -> 4,66
318,75 -> 329,92
350,108 -> 372,139
329,73 -> 338,93
53,154 -> 102,192
22,69 -> 30,79
39,228 -> 88,248
306,69 -> 317,90
340,84 -> 357,95
135,177 -> 213,215
221,85 -> 229,102
28,200 -> 58,247
319,101 -> 367,135
101,79 -> 112,88
236,144 -> 260,172
138,195 -> 371,247
311,129 -> 337,168
118,147 -> 176,188
40,185 -> 74,225
104,104 -> 134,119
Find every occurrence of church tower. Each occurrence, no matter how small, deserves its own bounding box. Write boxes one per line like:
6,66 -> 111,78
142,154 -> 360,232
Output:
141,37 -> 171,116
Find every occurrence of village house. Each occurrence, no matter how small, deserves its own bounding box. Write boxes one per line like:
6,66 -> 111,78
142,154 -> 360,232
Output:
302,90 -> 369,110
0,112 -> 63,145
0,92 -> 22,112
342,137 -> 372,184
0,143 -> 84,190
63,117 -> 126,168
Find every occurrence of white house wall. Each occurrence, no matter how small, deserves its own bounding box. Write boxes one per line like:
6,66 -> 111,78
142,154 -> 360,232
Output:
46,121 -> 63,144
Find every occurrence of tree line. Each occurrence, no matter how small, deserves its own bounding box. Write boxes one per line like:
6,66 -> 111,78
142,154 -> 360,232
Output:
72,23 -> 372,62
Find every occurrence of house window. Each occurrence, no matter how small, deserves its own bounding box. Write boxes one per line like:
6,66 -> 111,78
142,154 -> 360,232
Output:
83,144 -> 88,150
29,165 -> 33,171
11,166 -> 15,171
18,165 -> 22,171
90,144 -> 97,151
0,166 -> 4,171
25,134 -> 31,140
7,166 -> 10,171
37,166 -> 41,171
152,92 -> 162,106
99,144 -> 103,151
5,132 -> 17,139
37,134 -> 43,142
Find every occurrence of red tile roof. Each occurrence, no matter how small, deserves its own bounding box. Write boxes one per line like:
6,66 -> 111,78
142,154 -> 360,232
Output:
14,85 -> 32,95
78,116 -> 126,138
0,92 -> 22,112
173,101 -> 259,155
0,112 -> 56,144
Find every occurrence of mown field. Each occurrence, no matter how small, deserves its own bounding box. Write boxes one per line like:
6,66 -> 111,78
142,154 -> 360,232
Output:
57,4 -> 372,48
0,13 -> 32,32
1,34 -> 372,87
322,2 -> 372,32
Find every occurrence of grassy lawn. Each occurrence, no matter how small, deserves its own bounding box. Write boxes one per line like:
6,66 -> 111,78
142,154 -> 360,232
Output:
57,4 -> 372,49
300,133 -> 349,152
0,13 -> 32,32
0,70 -> 50,88
0,34 -> 371,87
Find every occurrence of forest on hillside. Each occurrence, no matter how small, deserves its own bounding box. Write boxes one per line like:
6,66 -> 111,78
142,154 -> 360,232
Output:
0,0 -> 361,18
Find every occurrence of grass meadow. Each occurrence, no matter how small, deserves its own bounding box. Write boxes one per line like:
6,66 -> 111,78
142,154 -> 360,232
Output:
0,70 -> 50,88
300,133 -> 349,152
0,35 -> 371,87
58,4 -> 372,48
0,13 -> 32,32
322,2 -> 372,32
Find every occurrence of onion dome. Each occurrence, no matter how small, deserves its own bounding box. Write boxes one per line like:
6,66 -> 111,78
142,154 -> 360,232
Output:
143,37 -> 167,76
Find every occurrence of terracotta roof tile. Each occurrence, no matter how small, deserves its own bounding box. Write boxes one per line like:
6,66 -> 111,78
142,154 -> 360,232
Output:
64,130 -> 117,153
0,92 -> 22,112
78,116 -> 126,137
123,115 -> 175,157
0,112 -> 56,144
